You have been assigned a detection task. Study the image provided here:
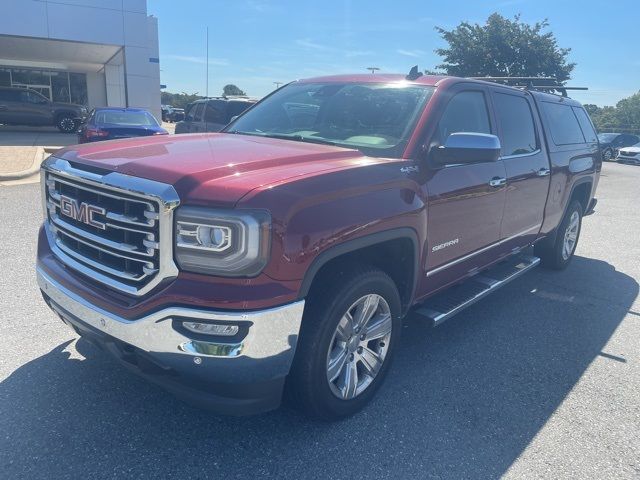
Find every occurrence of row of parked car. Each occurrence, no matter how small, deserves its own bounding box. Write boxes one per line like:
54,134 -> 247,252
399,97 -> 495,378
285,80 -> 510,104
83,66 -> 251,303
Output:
0,86 -> 257,139
598,132 -> 640,164
77,96 -> 258,143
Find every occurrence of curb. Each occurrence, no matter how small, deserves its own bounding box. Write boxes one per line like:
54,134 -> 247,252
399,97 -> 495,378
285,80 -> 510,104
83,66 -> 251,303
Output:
0,146 -> 59,181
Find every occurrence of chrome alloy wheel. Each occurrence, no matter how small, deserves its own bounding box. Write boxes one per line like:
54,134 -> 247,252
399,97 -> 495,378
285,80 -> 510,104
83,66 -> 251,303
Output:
326,294 -> 392,400
59,117 -> 75,132
562,211 -> 580,260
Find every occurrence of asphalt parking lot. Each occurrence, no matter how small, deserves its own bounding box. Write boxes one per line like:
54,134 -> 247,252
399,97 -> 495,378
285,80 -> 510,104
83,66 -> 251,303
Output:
1,162 -> 639,479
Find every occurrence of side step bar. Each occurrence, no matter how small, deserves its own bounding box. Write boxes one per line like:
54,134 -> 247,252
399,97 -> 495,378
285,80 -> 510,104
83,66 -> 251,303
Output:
413,254 -> 540,326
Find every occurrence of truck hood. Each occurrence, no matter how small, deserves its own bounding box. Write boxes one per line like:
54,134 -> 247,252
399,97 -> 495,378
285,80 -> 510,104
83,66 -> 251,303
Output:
54,133 -> 369,206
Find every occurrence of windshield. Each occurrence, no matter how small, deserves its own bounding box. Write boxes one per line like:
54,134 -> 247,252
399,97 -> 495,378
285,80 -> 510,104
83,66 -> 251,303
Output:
598,133 -> 618,142
95,110 -> 159,126
225,82 -> 435,158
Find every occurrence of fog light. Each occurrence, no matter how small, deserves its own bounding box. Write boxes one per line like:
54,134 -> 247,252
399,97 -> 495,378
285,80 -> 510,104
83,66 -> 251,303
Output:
182,321 -> 239,336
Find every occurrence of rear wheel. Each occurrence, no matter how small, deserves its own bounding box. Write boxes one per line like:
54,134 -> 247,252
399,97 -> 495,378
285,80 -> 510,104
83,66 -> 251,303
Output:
56,114 -> 76,133
535,200 -> 583,270
288,267 -> 401,419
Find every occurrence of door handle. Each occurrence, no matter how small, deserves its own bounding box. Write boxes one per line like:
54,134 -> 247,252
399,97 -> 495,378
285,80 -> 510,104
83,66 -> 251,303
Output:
536,168 -> 551,177
489,177 -> 507,188
0,105 -> 7,110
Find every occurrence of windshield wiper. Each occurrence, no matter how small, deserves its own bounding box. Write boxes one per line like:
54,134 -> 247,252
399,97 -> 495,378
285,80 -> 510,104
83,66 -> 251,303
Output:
266,133 -> 338,146
227,130 -> 337,146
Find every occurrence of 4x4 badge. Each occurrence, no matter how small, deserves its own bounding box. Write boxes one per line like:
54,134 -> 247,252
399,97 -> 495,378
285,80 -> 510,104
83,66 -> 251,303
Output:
59,195 -> 106,230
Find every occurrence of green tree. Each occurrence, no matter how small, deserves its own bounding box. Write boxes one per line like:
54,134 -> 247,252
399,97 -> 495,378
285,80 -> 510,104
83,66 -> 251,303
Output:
582,92 -> 640,133
223,84 -> 246,96
434,13 -> 575,82
614,92 -> 640,130
161,91 -> 203,109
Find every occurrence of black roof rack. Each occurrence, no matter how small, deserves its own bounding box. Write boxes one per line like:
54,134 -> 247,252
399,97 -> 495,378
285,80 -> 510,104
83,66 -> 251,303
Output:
201,95 -> 257,101
469,76 -> 588,98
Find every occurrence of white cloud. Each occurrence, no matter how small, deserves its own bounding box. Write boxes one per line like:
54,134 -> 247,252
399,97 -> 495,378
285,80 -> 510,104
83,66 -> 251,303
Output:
397,49 -> 426,58
295,39 -> 329,50
344,50 -> 374,58
164,55 -> 229,66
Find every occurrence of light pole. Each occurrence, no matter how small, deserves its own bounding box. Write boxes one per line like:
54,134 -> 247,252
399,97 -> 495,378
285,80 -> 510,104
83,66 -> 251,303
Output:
366,67 -> 380,74
205,27 -> 209,97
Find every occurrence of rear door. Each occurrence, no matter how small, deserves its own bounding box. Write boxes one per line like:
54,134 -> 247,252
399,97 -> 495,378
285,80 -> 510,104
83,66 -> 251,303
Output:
424,86 -> 507,286
490,89 -> 550,248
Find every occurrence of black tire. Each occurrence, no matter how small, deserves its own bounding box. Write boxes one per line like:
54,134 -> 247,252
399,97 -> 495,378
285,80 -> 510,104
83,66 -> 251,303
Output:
287,266 -> 402,420
603,148 -> 614,161
535,200 -> 583,270
56,114 -> 77,133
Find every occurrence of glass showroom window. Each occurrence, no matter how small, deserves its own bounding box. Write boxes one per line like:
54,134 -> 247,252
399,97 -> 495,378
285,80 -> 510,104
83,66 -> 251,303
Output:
69,73 -> 87,105
51,71 -> 71,103
0,67 -> 87,105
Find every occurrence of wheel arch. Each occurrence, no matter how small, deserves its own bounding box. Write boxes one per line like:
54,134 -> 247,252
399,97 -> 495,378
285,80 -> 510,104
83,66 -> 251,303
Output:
298,228 -> 420,316
543,177 -> 592,247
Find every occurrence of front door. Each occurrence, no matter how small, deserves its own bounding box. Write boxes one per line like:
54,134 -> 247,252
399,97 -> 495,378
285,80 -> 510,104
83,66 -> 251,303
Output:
490,89 -> 550,247
423,87 -> 507,290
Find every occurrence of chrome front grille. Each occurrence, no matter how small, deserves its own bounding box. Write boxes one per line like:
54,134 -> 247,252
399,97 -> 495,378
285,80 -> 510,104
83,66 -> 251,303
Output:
41,157 -> 180,296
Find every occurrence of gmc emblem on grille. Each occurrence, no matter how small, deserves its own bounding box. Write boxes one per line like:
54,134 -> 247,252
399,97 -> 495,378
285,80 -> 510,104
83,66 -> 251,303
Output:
59,195 -> 107,230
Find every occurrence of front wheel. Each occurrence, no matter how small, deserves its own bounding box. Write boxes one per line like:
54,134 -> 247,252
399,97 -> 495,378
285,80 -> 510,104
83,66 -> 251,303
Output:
603,148 -> 614,161
56,115 -> 77,133
535,200 -> 583,270
288,267 -> 401,419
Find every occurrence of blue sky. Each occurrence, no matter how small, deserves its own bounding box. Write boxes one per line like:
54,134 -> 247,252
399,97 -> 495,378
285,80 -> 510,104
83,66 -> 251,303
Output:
149,0 -> 639,106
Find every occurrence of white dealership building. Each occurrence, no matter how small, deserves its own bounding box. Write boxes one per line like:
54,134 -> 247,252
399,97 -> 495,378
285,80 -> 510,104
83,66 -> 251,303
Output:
0,0 -> 161,118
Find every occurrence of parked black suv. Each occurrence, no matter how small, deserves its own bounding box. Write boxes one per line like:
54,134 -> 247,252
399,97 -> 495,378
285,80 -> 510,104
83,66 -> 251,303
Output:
0,87 -> 87,133
175,97 -> 256,134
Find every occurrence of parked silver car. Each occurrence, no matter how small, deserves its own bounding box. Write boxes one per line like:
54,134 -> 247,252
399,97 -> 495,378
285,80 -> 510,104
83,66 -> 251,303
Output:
616,142 -> 640,165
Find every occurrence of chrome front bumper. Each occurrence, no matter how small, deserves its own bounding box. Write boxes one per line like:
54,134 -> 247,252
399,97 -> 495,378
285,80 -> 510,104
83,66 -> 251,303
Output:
36,266 -> 304,363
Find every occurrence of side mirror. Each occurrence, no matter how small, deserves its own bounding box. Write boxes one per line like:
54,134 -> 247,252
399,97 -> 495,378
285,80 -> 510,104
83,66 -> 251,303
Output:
433,132 -> 501,165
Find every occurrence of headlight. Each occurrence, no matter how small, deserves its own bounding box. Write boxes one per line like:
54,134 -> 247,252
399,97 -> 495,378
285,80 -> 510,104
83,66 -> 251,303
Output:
175,206 -> 271,277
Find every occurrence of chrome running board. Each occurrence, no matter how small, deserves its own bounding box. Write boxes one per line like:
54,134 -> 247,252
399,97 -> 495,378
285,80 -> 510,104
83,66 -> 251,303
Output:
414,254 -> 541,326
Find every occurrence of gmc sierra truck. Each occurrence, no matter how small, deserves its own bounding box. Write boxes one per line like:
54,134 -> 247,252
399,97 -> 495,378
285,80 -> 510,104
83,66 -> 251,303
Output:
36,73 -> 601,419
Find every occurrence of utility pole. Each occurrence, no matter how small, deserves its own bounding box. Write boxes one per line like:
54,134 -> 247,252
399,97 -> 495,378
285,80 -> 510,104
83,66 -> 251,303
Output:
273,82 -> 283,89
205,27 -> 209,97
366,67 -> 380,74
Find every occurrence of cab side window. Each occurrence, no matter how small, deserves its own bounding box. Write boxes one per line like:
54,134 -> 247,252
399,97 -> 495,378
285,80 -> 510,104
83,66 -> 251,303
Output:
437,91 -> 491,143
493,92 -> 538,156
21,91 -> 45,104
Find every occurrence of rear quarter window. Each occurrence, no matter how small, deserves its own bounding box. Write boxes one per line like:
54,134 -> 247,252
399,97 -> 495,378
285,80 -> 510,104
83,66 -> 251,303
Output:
572,107 -> 598,143
541,102 -> 585,145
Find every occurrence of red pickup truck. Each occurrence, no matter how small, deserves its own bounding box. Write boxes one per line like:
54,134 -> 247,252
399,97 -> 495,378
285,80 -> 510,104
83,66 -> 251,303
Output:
36,74 -> 601,419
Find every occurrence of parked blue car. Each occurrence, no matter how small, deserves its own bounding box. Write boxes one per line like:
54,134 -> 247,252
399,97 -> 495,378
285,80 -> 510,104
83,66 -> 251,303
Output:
78,107 -> 168,143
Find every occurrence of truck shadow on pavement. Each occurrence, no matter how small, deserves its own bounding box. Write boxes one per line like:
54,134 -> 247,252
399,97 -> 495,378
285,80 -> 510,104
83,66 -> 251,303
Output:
1,256 -> 637,479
